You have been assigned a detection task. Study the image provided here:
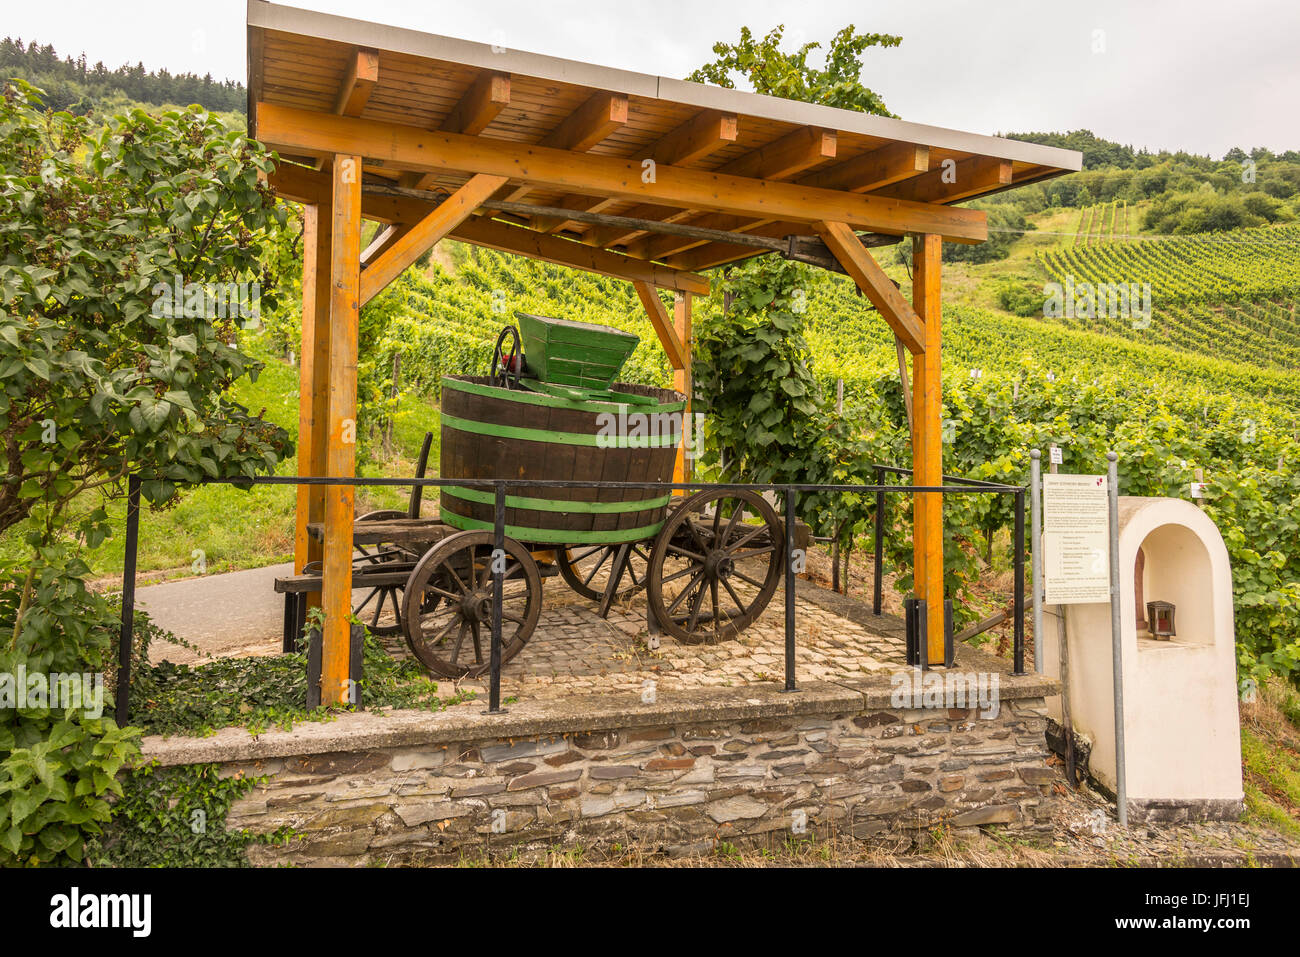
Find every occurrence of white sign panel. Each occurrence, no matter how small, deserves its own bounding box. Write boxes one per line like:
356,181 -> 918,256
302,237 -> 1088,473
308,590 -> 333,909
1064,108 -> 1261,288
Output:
1042,473 -> 1111,604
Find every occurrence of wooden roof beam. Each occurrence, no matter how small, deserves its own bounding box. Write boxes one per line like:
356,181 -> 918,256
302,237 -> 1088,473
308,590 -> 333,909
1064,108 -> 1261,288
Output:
360,173 -> 507,305
443,71 -> 512,136
404,71 -> 511,190
638,136 -> 917,261
878,157 -> 1012,205
312,47 -> 379,170
450,215 -> 710,295
815,220 -> 925,354
254,103 -> 988,243
659,220 -> 898,272
536,109 -> 739,234
333,48 -> 380,117
799,141 -> 930,193
500,91 -> 629,205
269,160 -> 708,293
584,125 -> 838,249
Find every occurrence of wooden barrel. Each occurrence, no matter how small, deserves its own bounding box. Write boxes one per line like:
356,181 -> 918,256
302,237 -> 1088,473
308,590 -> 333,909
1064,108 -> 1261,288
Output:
439,375 -> 686,545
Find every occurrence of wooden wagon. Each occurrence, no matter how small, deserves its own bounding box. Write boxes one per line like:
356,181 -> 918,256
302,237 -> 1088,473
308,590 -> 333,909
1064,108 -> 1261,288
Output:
286,316 -> 795,679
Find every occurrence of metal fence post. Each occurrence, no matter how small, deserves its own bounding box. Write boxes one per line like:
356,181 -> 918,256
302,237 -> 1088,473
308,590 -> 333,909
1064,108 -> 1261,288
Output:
488,480 -> 506,714
1013,487 -> 1026,676
784,486 -> 798,692
115,474 -> 141,725
1030,450 -> 1043,673
872,466 -> 885,615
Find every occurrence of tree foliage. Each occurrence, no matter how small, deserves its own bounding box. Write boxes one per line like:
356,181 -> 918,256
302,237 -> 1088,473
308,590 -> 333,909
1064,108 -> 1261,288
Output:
0,81 -> 292,865
0,80 -> 292,542
687,24 -> 901,117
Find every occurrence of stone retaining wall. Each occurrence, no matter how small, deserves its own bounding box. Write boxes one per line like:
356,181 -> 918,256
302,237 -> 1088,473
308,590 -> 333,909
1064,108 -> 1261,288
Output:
144,672 -> 1062,865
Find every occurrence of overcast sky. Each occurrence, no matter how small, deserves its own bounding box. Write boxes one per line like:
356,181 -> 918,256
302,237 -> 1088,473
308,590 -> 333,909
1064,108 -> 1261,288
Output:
7,0 -> 1298,157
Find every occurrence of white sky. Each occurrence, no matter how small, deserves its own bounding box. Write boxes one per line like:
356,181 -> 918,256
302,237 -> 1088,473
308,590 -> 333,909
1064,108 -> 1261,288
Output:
6,0 -> 1299,158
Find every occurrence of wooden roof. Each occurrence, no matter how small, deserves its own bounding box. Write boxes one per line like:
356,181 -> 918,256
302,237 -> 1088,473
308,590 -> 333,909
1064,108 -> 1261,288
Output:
247,0 -> 1081,275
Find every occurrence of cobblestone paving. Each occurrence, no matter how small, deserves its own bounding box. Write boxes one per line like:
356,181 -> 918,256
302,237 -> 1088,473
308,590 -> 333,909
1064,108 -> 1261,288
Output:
381,583 -> 909,704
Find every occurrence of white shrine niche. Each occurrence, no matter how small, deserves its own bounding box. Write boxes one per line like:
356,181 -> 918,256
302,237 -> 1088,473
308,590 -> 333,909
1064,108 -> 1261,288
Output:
1042,497 -> 1243,823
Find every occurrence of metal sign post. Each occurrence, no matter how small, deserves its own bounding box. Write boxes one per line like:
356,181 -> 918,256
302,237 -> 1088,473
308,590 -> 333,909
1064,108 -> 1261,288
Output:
1107,452 -> 1128,827
1030,450 -> 1044,673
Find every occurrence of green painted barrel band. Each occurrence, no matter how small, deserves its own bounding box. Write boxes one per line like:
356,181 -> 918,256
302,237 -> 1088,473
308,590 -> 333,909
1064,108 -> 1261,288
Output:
440,509 -> 666,545
442,413 -> 680,448
443,486 -> 672,515
441,376 -> 685,415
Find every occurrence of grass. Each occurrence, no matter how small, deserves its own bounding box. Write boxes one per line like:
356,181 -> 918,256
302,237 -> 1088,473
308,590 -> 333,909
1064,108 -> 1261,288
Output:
0,345 -> 442,585
1241,677 -> 1300,839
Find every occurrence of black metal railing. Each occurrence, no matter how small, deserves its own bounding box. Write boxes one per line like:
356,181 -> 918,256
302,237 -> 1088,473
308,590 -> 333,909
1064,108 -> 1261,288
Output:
114,472 -> 1027,724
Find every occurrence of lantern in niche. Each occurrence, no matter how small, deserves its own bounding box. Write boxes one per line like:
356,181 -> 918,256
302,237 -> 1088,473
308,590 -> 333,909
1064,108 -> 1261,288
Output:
1145,600 -> 1176,639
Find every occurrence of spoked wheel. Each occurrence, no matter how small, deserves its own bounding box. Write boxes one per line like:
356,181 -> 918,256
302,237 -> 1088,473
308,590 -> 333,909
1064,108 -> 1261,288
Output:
401,530 -> 542,679
555,543 -> 652,602
490,325 -> 523,390
646,489 -> 784,645
352,508 -> 413,636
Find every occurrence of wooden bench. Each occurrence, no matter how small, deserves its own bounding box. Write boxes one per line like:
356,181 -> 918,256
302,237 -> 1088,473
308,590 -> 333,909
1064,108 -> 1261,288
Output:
275,563 -> 416,652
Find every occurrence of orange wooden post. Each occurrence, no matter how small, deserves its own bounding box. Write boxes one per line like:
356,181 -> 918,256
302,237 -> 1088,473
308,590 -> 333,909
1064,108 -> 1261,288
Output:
912,233 -> 945,663
295,204 -> 332,616
321,153 -> 362,706
672,292 -> 692,491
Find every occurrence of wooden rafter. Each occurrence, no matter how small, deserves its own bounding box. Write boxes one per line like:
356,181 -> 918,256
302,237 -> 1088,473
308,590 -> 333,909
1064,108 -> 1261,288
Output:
453,216 -> 708,295
800,141 -> 930,193
537,108 -> 739,234
632,280 -> 688,370
879,157 -> 1012,204
333,48 -> 380,117
360,174 -> 506,304
815,220 -> 926,355
586,125 -> 837,250
269,162 -> 709,294
255,104 -> 988,243
500,91 -> 628,205
404,71 -> 511,191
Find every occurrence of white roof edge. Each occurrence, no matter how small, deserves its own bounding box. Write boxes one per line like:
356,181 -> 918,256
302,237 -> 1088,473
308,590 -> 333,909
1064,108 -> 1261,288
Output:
248,0 -> 1082,173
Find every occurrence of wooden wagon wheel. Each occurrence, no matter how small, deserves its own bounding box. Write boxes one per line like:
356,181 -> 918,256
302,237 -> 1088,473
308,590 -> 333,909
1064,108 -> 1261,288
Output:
351,508 -> 415,636
401,530 -> 542,678
555,542 -> 652,602
646,489 -> 784,645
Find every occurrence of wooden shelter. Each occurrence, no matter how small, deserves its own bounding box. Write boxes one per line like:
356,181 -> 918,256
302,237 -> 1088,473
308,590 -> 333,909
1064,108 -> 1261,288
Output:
245,0 -> 1081,703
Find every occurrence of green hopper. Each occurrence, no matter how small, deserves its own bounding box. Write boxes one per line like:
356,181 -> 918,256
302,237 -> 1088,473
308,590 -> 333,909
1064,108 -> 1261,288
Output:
516,311 -> 639,390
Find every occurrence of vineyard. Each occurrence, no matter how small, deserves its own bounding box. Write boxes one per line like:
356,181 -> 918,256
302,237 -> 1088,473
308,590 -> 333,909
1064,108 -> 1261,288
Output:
1031,222 -> 1300,370
1072,200 -> 1129,245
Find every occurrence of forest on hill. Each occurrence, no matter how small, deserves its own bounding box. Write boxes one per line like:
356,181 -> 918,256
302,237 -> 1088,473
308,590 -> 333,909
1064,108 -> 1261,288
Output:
0,36 -> 244,113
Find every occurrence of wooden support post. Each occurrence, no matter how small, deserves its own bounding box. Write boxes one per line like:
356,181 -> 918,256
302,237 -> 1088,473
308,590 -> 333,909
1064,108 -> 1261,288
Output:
672,293 -> 692,491
295,204 -> 333,616
321,154 -> 362,707
912,233 -> 945,664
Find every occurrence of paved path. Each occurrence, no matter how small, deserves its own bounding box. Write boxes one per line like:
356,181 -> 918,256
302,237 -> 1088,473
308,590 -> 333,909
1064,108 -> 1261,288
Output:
132,561 -> 914,701
136,562 -> 292,664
